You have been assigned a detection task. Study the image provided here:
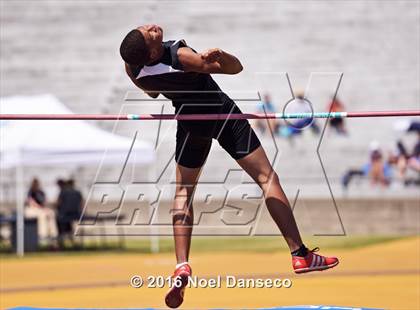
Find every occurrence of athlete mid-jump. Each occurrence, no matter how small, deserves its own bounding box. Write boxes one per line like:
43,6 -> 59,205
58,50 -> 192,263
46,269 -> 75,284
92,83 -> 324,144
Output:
120,24 -> 339,308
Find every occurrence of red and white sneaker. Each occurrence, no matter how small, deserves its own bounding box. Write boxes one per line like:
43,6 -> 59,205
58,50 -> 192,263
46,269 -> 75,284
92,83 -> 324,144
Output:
292,247 -> 339,274
165,262 -> 191,308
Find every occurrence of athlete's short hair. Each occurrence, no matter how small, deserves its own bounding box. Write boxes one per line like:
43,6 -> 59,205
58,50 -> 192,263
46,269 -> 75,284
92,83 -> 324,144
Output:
120,29 -> 150,66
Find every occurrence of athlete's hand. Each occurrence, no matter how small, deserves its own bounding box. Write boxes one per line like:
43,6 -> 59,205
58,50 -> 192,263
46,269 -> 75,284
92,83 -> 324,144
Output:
201,48 -> 223,63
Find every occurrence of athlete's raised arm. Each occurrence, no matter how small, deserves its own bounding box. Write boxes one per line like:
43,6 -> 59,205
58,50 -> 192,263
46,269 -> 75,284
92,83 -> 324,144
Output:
178,47 -> 243,75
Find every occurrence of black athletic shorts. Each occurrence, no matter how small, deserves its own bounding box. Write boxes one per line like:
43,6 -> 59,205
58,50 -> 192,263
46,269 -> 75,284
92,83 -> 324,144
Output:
174,98 -> 261,168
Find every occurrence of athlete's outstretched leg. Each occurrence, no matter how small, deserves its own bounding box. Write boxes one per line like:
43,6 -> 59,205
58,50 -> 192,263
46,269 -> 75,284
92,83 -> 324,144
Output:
237,146 -> 339,273
237,146 -> 303,251
165,164 -> 200,308
166,126 -> 212,308
172,164 -> 201,263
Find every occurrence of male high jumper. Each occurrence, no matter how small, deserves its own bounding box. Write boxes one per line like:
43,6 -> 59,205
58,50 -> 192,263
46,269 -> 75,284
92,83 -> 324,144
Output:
120,24 -> 339,308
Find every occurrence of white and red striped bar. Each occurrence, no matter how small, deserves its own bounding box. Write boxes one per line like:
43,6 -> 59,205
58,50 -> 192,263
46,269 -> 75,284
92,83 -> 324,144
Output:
0,110 -> 419,120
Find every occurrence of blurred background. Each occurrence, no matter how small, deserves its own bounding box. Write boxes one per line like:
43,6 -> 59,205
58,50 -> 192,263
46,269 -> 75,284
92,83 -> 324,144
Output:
0,1 -> 419,309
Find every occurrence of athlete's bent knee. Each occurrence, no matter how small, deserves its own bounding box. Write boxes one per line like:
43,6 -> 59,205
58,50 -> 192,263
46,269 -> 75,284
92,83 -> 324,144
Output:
174,185 -> 194,204
255,170 -> 279,186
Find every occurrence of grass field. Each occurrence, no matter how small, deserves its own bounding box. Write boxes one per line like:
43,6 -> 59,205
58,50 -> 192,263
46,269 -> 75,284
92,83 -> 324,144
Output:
1,236 -> 419,309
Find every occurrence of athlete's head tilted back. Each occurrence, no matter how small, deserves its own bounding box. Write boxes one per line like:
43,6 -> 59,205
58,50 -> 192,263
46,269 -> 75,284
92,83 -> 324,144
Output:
120,24 -> 163,66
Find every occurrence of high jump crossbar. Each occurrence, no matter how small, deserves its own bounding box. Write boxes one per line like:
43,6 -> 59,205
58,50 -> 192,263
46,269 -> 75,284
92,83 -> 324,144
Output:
0,110 -> 419,121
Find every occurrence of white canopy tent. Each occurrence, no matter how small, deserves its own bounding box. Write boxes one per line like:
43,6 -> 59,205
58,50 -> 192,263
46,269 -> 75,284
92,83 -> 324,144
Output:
0,94 -> 156,255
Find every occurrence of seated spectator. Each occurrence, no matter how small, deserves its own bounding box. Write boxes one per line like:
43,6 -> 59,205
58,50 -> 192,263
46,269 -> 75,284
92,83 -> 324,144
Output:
56,179 -> 83,248
253,93 -> 280,136
389,133 -> 420,186
25,178 -> 58,246
388,140 -> 410,182
362,142 -> 392,187
327,96 -> 347,135
342,142 -> 392,188
408,132 -> 420,173
407,127 -> 420,173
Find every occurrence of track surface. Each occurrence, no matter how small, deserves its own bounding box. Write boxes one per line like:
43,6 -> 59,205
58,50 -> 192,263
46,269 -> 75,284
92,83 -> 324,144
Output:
1,237 -> 419,309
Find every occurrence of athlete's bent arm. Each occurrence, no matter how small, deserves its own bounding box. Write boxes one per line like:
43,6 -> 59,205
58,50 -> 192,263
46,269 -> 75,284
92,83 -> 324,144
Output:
125,63 -> 160,98
178,47 -> 243,74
